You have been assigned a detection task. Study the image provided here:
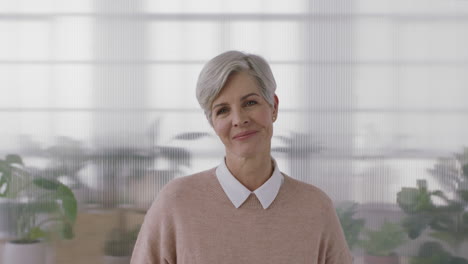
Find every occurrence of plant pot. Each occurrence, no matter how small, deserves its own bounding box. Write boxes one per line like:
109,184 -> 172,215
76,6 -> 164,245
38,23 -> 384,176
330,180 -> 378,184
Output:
2,240 -> 47,264
364,255 -> 400,264
103,255 -> 131,264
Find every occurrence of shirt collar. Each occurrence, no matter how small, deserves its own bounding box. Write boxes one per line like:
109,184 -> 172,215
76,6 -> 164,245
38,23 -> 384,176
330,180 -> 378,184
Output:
215,157 -> 284,209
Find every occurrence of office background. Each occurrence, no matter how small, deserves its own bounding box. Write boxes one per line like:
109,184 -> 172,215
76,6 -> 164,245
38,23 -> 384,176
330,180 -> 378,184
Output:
1,0 -> 468,263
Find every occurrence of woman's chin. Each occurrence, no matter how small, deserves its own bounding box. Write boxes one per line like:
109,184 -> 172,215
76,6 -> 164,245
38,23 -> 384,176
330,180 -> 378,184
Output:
229,147 -> 268,159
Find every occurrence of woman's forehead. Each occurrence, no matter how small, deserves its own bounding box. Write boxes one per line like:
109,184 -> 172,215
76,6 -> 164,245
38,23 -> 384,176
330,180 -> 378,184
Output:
216,72 -> 260,99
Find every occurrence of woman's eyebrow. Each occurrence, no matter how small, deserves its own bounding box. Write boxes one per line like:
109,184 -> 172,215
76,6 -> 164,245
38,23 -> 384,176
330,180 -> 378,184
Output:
212,93 -> 260,110
241,93 -> 260,101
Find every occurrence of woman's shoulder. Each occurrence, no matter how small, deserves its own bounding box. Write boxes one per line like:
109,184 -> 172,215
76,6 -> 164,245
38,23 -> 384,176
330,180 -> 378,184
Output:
281,173 -> 334,208
157,167 -> 217,199
146,167 -> 217,214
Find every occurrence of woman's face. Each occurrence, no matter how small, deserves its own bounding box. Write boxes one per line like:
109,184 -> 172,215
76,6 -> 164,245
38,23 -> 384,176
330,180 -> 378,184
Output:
211,71 -> 278,159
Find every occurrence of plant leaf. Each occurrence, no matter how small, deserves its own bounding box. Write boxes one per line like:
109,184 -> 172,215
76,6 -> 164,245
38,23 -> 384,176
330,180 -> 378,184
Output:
360,222 -> 406,256
60,222 -> 74,239
33,178 -> 78,224
457,190 -> 468,203
5,154 -> 23,166
28,227 -> 47,241
450,257 -> 468,264
397,181 -> 438,215
0,165 -> 11,197
462,164 -> 468,178
0,160 -> 11,170
412,241 -> 453,264
56,185 -> 78,224
33,178 -> 61,190
431,190 -> 450,202
429,214 -> 456,233
430,231 -> 459,249
402,215 -> 429,239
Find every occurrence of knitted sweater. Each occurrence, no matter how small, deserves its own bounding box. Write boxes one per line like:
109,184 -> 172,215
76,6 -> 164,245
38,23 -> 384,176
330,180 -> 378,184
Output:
131,168 -> 352,264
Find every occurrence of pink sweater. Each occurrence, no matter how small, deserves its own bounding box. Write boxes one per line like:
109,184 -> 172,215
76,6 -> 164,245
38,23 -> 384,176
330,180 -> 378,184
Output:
131,168 -> 352,264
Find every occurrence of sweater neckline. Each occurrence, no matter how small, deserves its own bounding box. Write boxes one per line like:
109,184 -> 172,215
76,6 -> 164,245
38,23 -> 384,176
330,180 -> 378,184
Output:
206,168 -> 297,211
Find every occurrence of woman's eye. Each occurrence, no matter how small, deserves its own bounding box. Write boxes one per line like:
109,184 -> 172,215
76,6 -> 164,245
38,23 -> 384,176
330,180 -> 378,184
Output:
216,108 -> 228,115
245,100 -> 257,106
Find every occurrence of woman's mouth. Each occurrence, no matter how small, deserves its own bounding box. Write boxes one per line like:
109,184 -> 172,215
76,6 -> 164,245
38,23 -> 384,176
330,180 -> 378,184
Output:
233,131 -> 258,140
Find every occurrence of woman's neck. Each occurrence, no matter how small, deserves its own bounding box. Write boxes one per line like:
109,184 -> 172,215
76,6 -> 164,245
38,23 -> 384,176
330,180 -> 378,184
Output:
225,153 -> 274,192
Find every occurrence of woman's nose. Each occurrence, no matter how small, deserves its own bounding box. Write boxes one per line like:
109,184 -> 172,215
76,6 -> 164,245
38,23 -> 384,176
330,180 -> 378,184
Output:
232,109 -> 249,127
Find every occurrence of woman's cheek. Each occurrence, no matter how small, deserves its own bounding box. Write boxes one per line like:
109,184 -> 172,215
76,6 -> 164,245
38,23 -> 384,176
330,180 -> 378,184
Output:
214,119 -> 228,138
220,121 -> 230,138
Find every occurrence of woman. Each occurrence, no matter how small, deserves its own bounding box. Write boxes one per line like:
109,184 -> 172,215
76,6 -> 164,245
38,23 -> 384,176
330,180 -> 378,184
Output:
131,51 -> 352,264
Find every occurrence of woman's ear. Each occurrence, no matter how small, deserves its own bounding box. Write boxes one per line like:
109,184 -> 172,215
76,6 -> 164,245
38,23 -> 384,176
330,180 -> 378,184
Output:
273,94 -> 279,119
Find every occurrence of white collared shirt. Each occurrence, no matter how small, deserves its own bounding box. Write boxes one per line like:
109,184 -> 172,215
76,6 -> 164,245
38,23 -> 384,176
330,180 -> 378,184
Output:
215,157 -> 284,209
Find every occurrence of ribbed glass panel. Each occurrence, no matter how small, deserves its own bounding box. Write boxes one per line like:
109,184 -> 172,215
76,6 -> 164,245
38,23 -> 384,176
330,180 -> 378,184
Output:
1,0 -> 468,263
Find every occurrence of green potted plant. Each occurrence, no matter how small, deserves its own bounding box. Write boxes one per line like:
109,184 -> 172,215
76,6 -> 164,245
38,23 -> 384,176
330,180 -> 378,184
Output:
103,225 -> 140,264
410,241 -> 468,264
0,154 -> 77,264
397,178 -> 468,263
42,136 -> 89,206
359,221 -> 407,264
336,201 -> 365,251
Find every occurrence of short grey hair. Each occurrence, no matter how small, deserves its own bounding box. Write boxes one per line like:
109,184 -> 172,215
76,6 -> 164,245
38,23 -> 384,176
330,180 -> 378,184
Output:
196,50 -> 277,126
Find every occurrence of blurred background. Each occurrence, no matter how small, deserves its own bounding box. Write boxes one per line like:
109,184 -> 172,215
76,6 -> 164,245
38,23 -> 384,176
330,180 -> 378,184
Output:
1,0 -> 468,263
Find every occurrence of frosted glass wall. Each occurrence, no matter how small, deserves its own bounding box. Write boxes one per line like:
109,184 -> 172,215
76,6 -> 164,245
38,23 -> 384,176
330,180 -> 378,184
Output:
1,0 -> 468,263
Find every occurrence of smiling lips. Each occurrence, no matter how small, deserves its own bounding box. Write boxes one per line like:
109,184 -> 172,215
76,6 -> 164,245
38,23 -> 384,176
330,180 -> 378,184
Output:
233,130 -> 258,140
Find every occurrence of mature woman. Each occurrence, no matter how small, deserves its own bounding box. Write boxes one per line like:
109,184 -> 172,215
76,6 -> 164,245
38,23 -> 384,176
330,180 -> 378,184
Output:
131,51 -> 352,264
